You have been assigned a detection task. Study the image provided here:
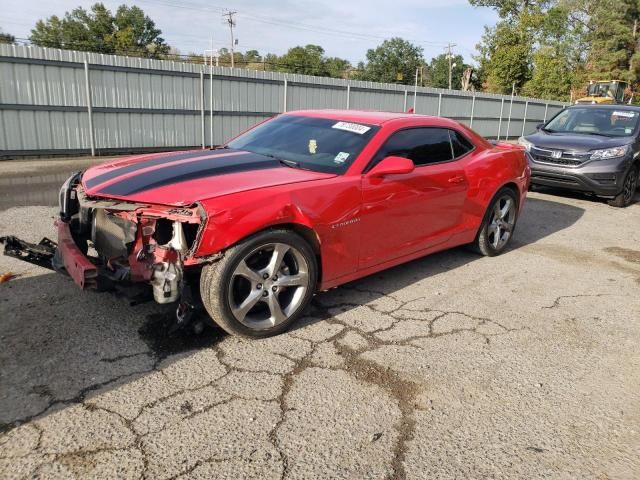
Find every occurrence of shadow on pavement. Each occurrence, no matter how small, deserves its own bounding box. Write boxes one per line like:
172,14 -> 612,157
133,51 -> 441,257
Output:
531,184 -> 640,207
0,196 -> 584,431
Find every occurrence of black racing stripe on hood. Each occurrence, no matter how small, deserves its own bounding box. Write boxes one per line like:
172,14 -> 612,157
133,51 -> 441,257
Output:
97,153 -> 282,196
84,149 -> 237,189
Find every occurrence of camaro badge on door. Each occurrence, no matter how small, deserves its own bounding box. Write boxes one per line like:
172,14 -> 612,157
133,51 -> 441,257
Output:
331,218 -> 360,229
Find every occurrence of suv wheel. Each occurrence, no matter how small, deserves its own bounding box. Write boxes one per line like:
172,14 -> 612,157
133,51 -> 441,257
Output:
608,164 -> 638,208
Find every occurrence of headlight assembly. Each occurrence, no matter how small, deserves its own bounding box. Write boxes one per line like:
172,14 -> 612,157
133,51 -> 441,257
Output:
59,171 -> 82,220
589,145 -> 630,161
518,137 -> 533,152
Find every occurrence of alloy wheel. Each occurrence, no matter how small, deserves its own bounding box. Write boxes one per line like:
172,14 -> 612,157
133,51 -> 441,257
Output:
487,195 -> 516,250
227,242 -> 310,330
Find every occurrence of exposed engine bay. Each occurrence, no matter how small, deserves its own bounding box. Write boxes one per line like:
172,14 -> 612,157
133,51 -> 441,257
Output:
56,171 -> 209,307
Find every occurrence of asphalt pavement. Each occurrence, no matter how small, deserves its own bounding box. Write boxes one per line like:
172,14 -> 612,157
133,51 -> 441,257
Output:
1,157 -> 639,479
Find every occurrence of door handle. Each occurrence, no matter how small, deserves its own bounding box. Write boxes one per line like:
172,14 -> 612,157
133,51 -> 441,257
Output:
447,175 -> 465,184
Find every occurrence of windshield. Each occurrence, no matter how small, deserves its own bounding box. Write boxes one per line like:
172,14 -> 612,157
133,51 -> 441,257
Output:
544,108 -> 639,137
586,82 -> 625,102
587,82 -> 613,97
226,115 -> 379,174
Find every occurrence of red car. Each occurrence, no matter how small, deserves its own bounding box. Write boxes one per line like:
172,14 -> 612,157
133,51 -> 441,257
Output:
56,110 -> 530,337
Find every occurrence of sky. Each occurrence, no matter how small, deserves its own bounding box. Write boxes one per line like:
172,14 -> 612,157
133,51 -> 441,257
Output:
1,0 -> 499,65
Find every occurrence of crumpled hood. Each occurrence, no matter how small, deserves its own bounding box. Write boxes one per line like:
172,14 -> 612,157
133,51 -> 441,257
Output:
526,131 -> 632,152
81,148 -> 335,206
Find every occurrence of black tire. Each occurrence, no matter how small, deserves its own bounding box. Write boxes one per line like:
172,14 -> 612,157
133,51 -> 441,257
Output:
474,187 -> 519,257
200,229 -> 317,338
607,164 -> 638,208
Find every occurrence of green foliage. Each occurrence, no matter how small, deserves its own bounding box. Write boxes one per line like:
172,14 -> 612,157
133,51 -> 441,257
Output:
585,0 -> 639,82
472,0 -> 640,100
0,31 -> 16,44
324,57 -> 352,78
469,0 -> 527,18
476,21 -> 532,94
427,53 -> 468,89
30,3 -> 169,58
522,47 -> 574,100
267,45 -> 351,78
185,45 -> 350,78
276,45 -> 327,76
355,38 -> 424,84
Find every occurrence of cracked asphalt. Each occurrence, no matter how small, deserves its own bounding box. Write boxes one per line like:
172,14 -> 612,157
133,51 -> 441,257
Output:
1,159 -> 640,479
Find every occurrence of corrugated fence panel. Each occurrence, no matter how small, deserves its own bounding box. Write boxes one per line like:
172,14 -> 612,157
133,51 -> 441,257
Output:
0,44 -> 568,156
440,94 -> 473,121
350,89 -> 405,112
287,84 -> 346,110
414,93 -> 439,115
504,101 -> 526,138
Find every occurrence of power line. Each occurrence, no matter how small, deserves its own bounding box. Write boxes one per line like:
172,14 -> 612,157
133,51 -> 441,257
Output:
135,0 -> 452,47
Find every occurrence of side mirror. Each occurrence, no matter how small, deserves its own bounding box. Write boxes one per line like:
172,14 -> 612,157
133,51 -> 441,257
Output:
536,123 -> 544,130
366,156 -> 415,177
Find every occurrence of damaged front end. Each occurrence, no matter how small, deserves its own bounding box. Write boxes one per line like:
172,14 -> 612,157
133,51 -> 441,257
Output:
56,171 -> 208,306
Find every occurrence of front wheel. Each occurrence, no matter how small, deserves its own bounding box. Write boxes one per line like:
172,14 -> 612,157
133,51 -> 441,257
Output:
200,229 -> 317,338
607,164 -> 638,208
474,188 -> 518,257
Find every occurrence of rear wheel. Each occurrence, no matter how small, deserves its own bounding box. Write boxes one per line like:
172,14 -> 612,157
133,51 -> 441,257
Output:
200,229 -> 317,337
607,164 -> 638,208
474,188 -> 518,257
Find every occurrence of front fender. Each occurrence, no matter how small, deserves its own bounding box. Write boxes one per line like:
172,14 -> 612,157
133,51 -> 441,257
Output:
193,177 -> 363,283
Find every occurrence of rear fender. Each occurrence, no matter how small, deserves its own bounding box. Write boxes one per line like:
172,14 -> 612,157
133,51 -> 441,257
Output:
463,148 -> 528,225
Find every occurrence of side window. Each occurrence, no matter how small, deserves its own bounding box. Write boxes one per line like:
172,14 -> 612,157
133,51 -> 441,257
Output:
374,128 -> 453,167
449,130 -> 474,157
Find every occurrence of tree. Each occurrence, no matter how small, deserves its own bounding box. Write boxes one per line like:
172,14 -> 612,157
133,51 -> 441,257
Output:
0,30 -> 16,44
244,50 -> 261,63
523,47 -> 574,100
263,45 -> 351,78
30,3 -> 170,58
277,44 -> 326,75
472,1 -> 554,94
469,0 -> 529,18
584,0 -> 639,83
427,53 -> 468,89
476,22 -> 533,94
356,38 -> 424,84
522,5 -> 585,100
324,56 -> 351,78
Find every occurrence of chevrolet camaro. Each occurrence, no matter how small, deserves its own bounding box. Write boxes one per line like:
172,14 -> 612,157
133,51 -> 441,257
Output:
55,110 -> 530,337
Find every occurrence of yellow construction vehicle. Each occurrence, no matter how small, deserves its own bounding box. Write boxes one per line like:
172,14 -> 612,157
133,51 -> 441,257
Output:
575,80 -> 629,104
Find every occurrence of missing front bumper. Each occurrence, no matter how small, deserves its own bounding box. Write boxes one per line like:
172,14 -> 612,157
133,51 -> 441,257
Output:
55,220 -> 98,289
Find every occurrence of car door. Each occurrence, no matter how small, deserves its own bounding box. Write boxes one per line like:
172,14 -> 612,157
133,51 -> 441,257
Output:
358,127 -> 472,270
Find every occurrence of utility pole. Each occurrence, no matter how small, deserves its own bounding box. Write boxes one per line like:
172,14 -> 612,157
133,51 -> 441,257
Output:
223,10 -> 237,68
445,42 -> 457,90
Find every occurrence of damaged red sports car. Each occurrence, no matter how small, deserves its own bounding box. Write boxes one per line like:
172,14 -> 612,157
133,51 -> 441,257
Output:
55,110 -> 530,337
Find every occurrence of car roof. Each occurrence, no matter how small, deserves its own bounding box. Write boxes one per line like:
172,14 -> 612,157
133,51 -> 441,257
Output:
283,108 -> 493,150
284,109 -> 454,126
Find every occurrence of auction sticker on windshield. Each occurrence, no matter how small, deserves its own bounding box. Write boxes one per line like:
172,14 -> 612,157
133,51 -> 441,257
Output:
613,111 -> 637,118
332,122 -> 371,134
